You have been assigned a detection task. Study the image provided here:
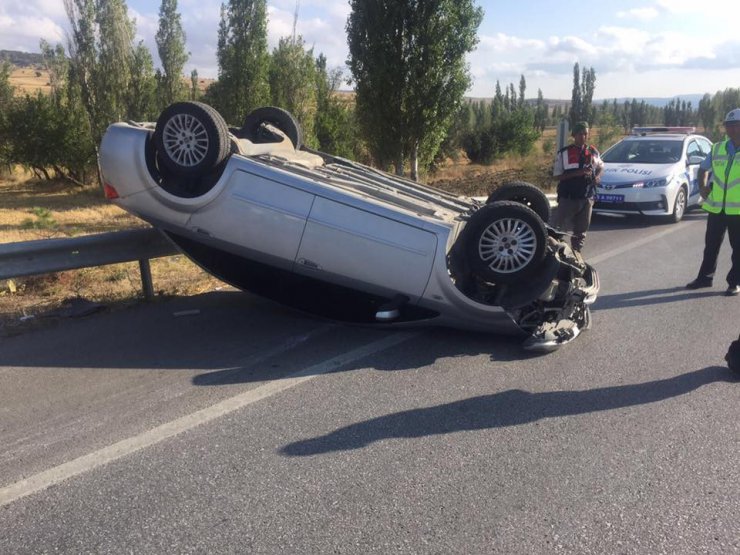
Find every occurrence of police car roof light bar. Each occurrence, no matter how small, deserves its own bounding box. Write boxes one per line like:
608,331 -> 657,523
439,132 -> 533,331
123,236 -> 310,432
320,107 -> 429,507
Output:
630,126 -> 695,136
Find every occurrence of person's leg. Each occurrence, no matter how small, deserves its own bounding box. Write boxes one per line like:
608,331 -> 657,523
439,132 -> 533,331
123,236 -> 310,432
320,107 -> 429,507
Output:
570,198 -> 594,252
554,198 -> 575,232
725,214 -> 740,287
697,212 -> 727,280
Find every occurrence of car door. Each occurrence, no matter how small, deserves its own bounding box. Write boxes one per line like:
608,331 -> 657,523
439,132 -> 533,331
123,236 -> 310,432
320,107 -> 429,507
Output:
186,168 -> 315,270
294,196 -> 437,300
685,139 -> 705,199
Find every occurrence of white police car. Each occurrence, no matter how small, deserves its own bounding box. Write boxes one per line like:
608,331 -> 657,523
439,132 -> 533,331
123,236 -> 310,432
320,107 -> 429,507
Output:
594,127 -> 712,223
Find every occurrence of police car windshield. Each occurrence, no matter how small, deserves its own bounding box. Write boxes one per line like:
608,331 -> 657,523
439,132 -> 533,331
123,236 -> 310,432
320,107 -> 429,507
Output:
602,139 -> 683,164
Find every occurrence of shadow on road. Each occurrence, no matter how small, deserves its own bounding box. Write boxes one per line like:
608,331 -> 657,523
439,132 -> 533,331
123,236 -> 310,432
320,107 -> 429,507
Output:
191,327 -> 536,387
280,365 -> 736,456
0,290 -> 536,374
594,285 -> 724,310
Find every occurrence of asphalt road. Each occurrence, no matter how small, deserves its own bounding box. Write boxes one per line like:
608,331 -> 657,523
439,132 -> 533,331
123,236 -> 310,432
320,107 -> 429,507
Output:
1,209 -> 739,554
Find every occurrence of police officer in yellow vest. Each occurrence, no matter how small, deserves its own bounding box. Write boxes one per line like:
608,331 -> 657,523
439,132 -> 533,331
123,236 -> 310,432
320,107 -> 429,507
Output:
686,108 -> 740,296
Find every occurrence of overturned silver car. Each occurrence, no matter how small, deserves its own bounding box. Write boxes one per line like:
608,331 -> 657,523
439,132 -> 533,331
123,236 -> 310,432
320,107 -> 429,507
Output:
99,101 -> 599,351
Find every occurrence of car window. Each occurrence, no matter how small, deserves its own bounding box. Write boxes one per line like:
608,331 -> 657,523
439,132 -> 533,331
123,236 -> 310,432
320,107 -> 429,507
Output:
602,139 -> 683,164
686,140 -> 704,162
697,138 -> 712,155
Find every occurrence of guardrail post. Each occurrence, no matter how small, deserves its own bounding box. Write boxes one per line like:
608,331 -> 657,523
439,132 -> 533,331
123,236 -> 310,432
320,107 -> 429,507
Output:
138,258 -> 155,301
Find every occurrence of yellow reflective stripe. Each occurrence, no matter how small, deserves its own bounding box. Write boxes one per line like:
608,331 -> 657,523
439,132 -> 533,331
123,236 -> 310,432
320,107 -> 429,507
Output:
712,155 -> 730,162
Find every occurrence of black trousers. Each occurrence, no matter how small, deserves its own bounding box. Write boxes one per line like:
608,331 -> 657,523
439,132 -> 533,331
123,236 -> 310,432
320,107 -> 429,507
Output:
696,211 -> 740,286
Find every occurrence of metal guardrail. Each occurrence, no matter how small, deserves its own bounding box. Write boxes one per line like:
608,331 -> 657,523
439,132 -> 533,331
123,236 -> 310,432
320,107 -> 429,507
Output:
0,228 -> 179,300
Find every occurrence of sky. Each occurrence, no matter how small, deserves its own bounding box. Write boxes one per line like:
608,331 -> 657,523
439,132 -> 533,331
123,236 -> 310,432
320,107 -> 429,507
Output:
1,0 -> 738,100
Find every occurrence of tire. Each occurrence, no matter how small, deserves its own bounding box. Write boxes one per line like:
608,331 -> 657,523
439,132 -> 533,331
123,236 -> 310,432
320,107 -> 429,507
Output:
464,201 -> 547,283
242,106 -> 302,148
668,185 -> 687,223
153,101 -> 230,178
486,181 -> 551,223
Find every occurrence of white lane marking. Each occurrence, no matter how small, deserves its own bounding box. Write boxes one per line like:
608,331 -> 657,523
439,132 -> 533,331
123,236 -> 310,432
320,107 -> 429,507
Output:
0,331 -> 420,508
0,325 -> 339,459
588,218 -> 700,265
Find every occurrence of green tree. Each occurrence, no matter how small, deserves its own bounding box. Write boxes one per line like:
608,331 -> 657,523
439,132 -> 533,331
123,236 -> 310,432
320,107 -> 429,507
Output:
4,89 -> 94,183
128,41 -> 157,120
190,69 -> 200,100
581,66 -> 596,123
212,0 -> 270,124
518,74 -> 526,108
64,0 -> 138,145
155,0 -> 189,108
594,112 -> 622,152
698,93 -> 715,132
533,88 -> 547,131
569,63 -> 596,124
347,0 -> 483,179
314,54 -> 359,159
40,40 -> 95,182
269,36 -> 318,147
569,62 -> 581,125
491,80 -> 504,119
0,61 -> 15,172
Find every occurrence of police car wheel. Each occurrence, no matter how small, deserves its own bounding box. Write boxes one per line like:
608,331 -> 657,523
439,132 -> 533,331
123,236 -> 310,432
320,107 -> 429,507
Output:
668,185 -> 687,223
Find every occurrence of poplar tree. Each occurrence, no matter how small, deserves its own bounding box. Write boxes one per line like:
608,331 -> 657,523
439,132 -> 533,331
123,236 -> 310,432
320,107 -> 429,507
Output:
156,0 -> 189,108
569,62 -> 582,125
518,74 -> 526,108
0,61 -> 14,171
347,0 -> 483,179
128,42 -> 157,120
269,36 -> 318,146
212,0 -> 270,124
569,63 -> 596,125
314,54 -> 358,159
698,93 -> 715,132
190,69 -> 200,100
64,0 -> 137,144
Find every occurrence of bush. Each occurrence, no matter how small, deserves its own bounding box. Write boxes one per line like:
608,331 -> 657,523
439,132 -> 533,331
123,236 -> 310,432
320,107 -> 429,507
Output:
462,109 -> 540,164
3,92 -> 95,183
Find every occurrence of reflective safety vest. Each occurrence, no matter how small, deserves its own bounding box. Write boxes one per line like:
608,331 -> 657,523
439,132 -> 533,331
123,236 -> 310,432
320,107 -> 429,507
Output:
703,140 -> 740,215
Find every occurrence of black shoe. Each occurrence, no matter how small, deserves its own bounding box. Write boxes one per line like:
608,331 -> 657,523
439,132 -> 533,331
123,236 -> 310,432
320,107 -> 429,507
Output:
725,285 -> 740,297
686,277 -> 713,290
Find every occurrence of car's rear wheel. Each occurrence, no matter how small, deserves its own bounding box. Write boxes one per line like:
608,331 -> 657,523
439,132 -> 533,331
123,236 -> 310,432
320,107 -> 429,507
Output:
668,185 -> 687,223
465,201 -> 547,283
485,181 -> 551,223
153,101 -> 231,178
242,106 -> 302,148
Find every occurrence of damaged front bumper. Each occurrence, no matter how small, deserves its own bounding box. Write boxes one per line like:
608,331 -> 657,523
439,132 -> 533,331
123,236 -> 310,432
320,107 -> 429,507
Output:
509,247 -> 600,352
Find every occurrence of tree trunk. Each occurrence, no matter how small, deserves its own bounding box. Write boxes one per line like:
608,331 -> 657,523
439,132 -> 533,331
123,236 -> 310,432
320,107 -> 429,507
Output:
410,142 -> 419,182
395,151 -> 404,176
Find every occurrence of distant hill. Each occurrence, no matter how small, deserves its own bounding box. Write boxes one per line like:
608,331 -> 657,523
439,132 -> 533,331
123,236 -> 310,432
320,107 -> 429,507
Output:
467,95 -> 706,108
0,50 -> 44,67
596,95 -> 705,107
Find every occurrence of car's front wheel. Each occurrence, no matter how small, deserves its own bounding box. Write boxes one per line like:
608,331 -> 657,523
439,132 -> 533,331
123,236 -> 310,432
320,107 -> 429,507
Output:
668,185 -> 688,223
464,201 -> 547,283
153,101 -> 231,178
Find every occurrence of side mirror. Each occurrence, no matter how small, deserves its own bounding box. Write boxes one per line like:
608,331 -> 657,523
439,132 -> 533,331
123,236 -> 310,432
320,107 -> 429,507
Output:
687,155 -> 704,166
